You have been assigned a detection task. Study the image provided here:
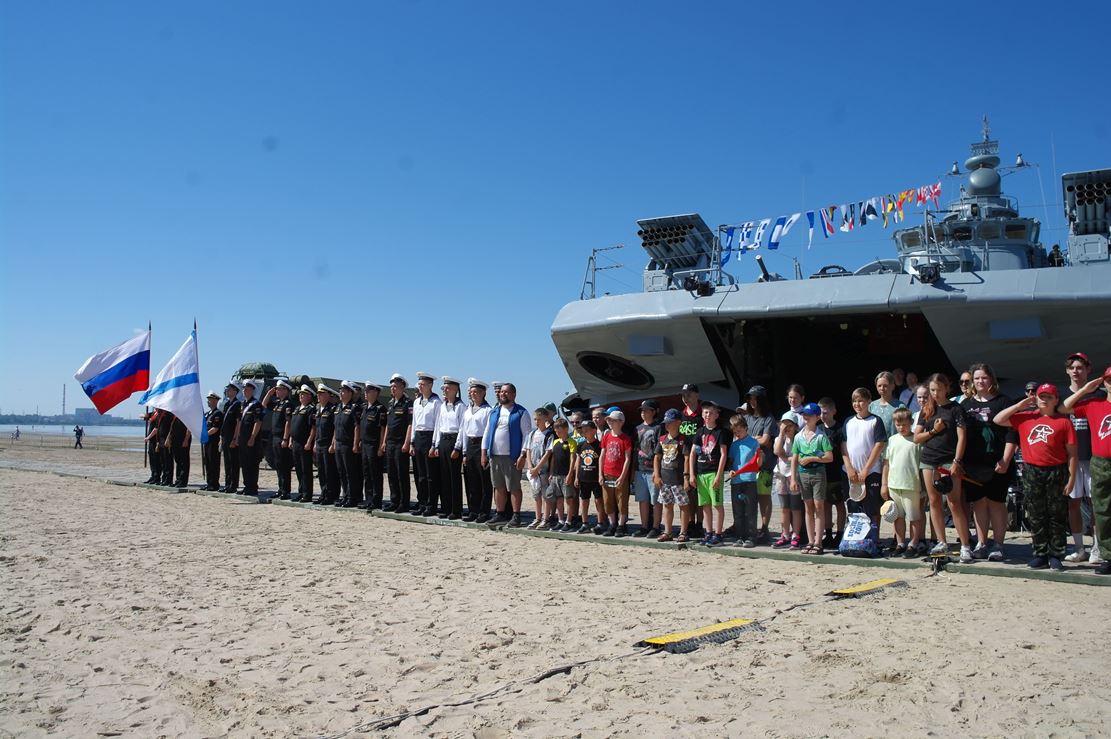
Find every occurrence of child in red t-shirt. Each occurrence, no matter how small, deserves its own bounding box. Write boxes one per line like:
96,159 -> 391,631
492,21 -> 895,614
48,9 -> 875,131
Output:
1063,367 -> 1111,574
600,410 -> 633,537
995,384 -> 1077,570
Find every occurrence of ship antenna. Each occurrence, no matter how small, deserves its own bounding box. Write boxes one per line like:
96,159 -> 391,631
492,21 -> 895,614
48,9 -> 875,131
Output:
982,114 -> 991,142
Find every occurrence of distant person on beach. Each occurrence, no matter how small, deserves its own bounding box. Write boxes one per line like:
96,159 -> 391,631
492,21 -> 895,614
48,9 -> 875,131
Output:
482,382 -> 531,528
994,384 -> 1076,570
219,383 -> 242,494
204,391 -> 223,491
73,425 -> 84,449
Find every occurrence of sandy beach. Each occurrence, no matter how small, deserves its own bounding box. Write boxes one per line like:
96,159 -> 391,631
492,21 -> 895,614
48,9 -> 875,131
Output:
3,444 -> 1111,737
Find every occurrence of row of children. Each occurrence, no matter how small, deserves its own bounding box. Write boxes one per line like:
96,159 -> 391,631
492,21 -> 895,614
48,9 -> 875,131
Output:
514,357 -> 1110,571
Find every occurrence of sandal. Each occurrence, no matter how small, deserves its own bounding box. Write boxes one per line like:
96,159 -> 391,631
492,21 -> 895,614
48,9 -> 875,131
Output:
812,546 -> 825,555
526,519 -> 541,530
657,532 -> 673,542
677,533 -> 689,543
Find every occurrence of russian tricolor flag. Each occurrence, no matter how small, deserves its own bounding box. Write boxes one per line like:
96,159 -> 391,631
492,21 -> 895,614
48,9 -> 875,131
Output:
74,332 -> 151,414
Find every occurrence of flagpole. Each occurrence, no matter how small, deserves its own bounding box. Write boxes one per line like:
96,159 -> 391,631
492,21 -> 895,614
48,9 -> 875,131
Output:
144,320 -> 151,470
195,318 -> 205,486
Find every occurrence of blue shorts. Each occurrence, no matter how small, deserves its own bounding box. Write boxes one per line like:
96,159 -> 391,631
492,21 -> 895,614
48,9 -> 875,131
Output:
632,471 -> 659,504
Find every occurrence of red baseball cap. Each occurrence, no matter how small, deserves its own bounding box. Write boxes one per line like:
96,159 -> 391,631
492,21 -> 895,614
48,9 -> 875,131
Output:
1036,383 -> 1058,397
1103,366 -> 1111,380
1067,352 -> 1091,365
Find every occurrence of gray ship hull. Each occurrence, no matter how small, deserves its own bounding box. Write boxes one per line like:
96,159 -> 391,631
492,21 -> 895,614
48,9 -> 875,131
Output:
551,261 -> 1111,406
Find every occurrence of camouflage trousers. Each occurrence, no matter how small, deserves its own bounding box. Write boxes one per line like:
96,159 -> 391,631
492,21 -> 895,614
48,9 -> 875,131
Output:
1023,463 -> 1069,558
1091,457 -> 1111,561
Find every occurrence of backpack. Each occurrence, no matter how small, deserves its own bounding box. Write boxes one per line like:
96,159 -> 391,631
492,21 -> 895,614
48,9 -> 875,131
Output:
838,512 -> 879,558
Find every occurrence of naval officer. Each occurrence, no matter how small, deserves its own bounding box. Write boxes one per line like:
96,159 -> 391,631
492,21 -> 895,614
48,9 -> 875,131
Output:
220,382 -> 242,493
233,379 -> 264,495
286,384 -> 317,502
263,379 -> 296,499
360,381 -> 387,510
434,376 -> 467,519
203,391 -> 223,491
460,378 -> 493,522
314,384 -> 340,504
332,380 -> 363,508
382,374 -> 413,513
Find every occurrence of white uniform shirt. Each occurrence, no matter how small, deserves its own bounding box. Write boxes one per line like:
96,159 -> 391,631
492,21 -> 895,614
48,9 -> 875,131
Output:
433,398 -> 467,447
410,393 -> 441,441
459,403 -> 492,451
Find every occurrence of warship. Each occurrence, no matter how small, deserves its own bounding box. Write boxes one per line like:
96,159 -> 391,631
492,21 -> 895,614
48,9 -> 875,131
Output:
550,124 -> 1111,409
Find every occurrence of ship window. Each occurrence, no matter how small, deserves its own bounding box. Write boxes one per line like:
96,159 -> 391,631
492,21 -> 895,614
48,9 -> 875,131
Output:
1005,223 -> 1027,240
901,231 -> 921,248
951,226 -> 972,241
979,222 -> 1001,239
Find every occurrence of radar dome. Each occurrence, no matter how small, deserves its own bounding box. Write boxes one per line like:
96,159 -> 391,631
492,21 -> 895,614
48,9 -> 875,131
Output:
968,167 -> 1001,196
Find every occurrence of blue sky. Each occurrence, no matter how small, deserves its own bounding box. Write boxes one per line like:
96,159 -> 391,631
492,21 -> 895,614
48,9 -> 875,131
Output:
2,1 -> 1108,416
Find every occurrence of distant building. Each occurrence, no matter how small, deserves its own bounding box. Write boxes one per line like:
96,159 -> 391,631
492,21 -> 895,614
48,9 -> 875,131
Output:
75,408 -> 99,422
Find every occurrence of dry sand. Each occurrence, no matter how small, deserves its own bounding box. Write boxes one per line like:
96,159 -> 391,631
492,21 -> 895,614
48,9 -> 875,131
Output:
3,445 -> 1111,737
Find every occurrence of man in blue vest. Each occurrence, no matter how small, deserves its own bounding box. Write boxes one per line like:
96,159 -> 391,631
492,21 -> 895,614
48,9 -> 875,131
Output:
482,382 -> 532,527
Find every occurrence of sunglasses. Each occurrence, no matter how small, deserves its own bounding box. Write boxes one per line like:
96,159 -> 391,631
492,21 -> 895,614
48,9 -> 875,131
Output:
959,379 -> 972,385
1025,389 -> 1036,395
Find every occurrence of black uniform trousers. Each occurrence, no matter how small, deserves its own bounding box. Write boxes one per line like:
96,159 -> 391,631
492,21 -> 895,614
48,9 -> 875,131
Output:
272,439 -> 293,496
204,439 -> 221,490
173,442 -> 190,486
335,443 -> 361,505
240,441 -> 260,493
412,430 -> 438,512
362,441 -> 384,508
147,437 -> 162,483
158,439 -> 173,485
292,440 -> 313,501
221,439 -> 240,493
386,440 -> 411,511
464,436 -> 492,516
437,433 -> 463,517
316,447 -> 339,503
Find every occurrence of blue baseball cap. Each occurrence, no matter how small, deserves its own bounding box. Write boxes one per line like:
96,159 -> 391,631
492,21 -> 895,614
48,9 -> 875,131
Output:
663,408 -> 682,423
800,402 -> 822,417
606,406 -> 621,415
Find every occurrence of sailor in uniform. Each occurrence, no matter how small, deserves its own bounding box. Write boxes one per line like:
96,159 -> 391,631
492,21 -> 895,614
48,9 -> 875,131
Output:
360,381 -> 387,510
460,378 -> 494,522
332,380 -> 363,508
234,380 -> 264,495
219,382 -> 242,493
143,408 -> 163,484
204,391 -> 223,491
168,412 -> 191,487
157,410 -> 175,485
286,384 -> 317,502
314,384 -> 340,504
409,371 -> 442,516
263,379 -> 296,499
382,374 -> 413,512
434,376 -> 467,519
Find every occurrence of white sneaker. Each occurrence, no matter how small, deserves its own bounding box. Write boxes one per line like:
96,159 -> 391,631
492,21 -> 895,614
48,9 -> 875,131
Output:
987,547 -> 1004,562
1089,550 -> 1105,565
1064,549 -> 1089,563
959,546 -> 974,564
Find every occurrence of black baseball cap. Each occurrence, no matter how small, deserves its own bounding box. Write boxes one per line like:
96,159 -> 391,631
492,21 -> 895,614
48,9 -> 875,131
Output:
681,383 -> 699,393
746,385 -> 767,397
640,399 -> 659,410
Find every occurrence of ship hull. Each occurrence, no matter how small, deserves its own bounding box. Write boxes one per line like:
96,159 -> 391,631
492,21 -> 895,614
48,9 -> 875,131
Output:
551,262 -> 1111,407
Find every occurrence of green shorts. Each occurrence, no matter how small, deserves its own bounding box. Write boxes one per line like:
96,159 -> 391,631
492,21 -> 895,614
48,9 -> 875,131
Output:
756,470 -> 772,497
696,472 -> 724,506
